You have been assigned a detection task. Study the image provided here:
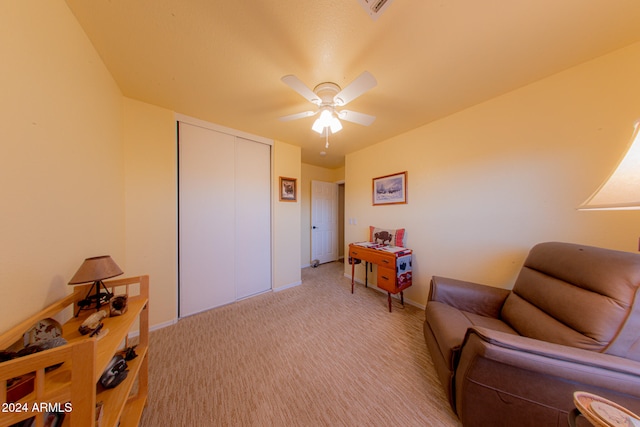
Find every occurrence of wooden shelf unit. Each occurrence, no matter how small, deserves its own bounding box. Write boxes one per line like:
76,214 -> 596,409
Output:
0,275 -> 149,427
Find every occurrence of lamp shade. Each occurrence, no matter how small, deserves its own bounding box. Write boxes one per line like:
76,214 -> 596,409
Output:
579,120 -> 640,210
68,255 -> 123,285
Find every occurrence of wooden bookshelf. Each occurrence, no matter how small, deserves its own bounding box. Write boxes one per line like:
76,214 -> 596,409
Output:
0,275 -> 149,427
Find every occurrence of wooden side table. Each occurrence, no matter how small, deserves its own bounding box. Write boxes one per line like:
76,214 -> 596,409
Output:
570,391 -> 640,427
348,243 -> 413,312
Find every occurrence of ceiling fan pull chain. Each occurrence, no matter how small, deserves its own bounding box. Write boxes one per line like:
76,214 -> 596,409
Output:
325,130 -> 330,149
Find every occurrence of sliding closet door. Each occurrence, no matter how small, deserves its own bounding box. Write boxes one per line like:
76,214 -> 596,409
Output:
179,122 -> 271,317
235,138 -> 271,299
179,123 -> 236,316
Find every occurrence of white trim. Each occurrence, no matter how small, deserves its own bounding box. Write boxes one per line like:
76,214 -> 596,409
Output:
175,113 -> 273,146
237,289 -> 271,301
343,273 -> 424,310
127,318 -> 178,339
150,318 -> 178,332
273,280 -> 303,292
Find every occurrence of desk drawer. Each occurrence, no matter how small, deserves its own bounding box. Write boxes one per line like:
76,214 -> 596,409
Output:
377,267 -> 397,293
349,248 -> 395,267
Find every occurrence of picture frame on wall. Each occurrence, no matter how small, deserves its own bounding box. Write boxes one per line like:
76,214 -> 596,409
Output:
279,177 -> 297,202
372,171 -> 407,205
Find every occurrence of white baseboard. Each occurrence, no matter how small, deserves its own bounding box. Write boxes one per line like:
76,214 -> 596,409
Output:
127,318 -> 177,339
273,280 -> 303,292
343,273 -> 425,310
151,318 -> 178,331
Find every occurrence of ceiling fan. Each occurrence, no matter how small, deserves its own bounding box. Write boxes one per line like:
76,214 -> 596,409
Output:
279,71 -> 377,135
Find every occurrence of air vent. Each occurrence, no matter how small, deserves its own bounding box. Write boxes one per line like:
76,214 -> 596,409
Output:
358,0 -> 394,20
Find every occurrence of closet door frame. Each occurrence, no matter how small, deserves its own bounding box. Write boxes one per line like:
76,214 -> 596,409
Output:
176,114 -> 274,318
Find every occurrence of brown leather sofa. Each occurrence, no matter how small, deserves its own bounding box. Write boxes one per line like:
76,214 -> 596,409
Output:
424,242 -> 640,426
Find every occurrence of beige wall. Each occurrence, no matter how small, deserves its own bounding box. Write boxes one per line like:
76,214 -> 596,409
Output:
1,2 -> 304,333
345,42 -> 640,307
5,1 -> 640,332
273,141 -> 303,289
123,111 -> 302,323
300,164 -> 345,267
0,1 -> 125,332
123,99 -> 177,327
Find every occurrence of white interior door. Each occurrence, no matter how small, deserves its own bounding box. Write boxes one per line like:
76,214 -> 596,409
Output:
179,123 -> 236,317
311,180 -> 338,264
235,137 -> 271,299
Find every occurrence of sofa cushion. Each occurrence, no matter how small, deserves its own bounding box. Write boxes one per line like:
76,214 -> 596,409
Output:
524,242 -> 640,303
426,301 -> 517,370
369,226 -> 406,247
502,242 -> 640,353
502,292 -> 606,351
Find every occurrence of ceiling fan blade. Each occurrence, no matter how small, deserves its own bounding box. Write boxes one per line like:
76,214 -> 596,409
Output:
334,71 -> 377,106
281,75 -> 321,105
278,111 -> 317,122
338,110 -> 376,126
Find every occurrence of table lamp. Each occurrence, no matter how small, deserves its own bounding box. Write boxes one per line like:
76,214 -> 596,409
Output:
579,120 -> 640,210
69,255 -> 123,316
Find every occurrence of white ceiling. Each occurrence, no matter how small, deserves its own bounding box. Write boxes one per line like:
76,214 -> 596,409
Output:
65,0 -> 640,168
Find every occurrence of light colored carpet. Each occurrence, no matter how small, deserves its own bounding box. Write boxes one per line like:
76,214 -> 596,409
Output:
139,261 -> 461,426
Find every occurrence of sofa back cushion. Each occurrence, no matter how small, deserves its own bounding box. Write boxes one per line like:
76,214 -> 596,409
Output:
501,242 -> 640,358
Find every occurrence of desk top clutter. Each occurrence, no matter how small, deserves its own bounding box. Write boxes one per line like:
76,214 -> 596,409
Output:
351,241 -> 412,255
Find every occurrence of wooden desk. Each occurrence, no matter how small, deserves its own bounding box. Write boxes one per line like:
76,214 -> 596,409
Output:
349,243 -> 413,312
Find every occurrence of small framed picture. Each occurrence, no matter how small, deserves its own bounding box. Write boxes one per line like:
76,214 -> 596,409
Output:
372,171 -> 407,205
279,177 -> 297,202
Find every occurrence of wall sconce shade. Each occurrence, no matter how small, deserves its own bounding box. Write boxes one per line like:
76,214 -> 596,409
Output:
579,120 -> 640,210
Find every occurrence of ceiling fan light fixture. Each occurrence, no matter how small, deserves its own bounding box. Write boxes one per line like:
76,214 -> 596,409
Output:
329,117 -> 343,133
280,71 -> 376,136
312,108 -> 342,134
312,119 -> 325,134
318,109 -> 333,125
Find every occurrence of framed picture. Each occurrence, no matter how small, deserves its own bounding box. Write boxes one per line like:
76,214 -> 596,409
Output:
372,171 -> 407,205
279,177 -> 297,202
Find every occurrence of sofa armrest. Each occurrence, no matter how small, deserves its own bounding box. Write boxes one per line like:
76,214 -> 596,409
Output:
429,276 -> 510,318
462,326 -> 640,393
453,327 -> 640,425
